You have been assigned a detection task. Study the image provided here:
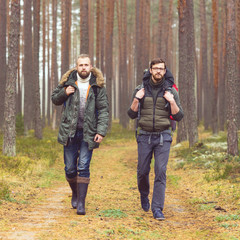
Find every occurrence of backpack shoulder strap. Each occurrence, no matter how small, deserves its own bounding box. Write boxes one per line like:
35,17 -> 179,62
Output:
135,83 -> 144,139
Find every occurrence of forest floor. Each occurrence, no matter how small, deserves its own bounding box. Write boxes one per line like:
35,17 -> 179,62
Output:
0,123 -> 239,239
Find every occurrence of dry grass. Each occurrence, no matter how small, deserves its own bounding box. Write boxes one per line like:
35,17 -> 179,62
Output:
0,122 -> 239,239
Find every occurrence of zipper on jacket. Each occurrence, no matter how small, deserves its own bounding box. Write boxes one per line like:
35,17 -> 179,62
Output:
69,86 -> 80,138
153,96 -> 157,131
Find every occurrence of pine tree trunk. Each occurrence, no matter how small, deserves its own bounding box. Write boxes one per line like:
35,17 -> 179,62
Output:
218,0 -> 227,131
186,0 -> 198,147
105,0 -> 115,131
51,0 -> 60,129
23,0 -> 33,134
0,0 -> 7,128
236,0 -> 240,128
47,0 -> 51,126
177,0 -> 188,143
3,0 -> 20,156
33,0 -> 42,139
226,0 -> 239,156
96,0 -> 100,68
42,0 -> 46,127
80,0 -> 89,54
212,0 -> 219,134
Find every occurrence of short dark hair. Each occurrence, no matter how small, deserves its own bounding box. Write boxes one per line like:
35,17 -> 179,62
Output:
76,54 -> 91,65
150,58 -> 166,69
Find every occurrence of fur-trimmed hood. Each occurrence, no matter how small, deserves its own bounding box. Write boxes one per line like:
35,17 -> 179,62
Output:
59,67 -> 105,87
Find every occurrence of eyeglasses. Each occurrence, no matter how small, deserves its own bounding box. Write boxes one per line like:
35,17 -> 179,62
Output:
151,67 -> 165,71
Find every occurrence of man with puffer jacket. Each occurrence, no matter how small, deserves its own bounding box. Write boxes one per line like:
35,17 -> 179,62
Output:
52,54 -> 109,215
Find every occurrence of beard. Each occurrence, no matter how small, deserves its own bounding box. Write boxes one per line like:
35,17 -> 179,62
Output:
152,73 -> 164,82
78,70 -> 91,79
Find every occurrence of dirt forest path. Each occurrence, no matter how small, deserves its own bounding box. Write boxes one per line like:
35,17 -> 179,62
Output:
0,139 -> 238,239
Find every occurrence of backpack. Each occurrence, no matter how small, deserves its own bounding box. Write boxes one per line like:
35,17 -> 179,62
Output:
135,80 -> 178,138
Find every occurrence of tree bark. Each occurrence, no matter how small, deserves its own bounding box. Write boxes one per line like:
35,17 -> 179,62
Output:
186,0 -> 198,147
198,0 -> 208,124
177,0 -> 188,143
23,0 -> 33,134
105,0 -> 115,130
42,0 -> 46,127
80,0 -> 89,54
3,0 -> 20,156
51,0 -> 59,129
33,0 -> 42,139
218,0 -> 227,131
0,0 -> 7,128
212,0 -> 219,134
226,0 -> 239,156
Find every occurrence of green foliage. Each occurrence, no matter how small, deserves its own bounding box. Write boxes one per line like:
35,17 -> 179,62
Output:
16,114 -> 24,136
189,197 -> 207,205
174,131 -> 240,181
168,174 -> 181,187
98,209 -> 127,218
103,121 -> 135,145
219,223 -> 239,229
0,181 -> 10,202
0,126 -> 63,204
215,214 -> 240,222
199,203 -> 215,211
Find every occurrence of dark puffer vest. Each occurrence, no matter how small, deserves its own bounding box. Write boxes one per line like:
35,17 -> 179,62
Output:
127,69 -> 184,132
138,81 -> 171,132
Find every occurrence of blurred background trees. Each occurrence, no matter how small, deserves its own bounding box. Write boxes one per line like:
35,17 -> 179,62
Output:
1,0 -> 239,156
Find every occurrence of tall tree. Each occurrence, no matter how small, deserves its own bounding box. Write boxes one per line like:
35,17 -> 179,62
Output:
80,0 -> 89,54
177,0 -> 188,143
166,0 -> 174,69
23,0 -> 33,134
0,0 -> 7,128
117,0 -> 129,127
100,0 -> 105,75
212,0 -> 219,134
42,0 -> 46,126
186,0 -> 198,147
51,0 -> 59,129
105,0 -> 115,130
218,0 -> 227,130
236,0 -> 240,128
157,0 -> 163,57
3,0 -> 20,156
47,0 -> 51,126
88,0 -> 94,61
61,0 -> 71,76
96,0 -> 101,68
226,0 -> 239,156
198,0 -> 208,123
33,0 -> 42,139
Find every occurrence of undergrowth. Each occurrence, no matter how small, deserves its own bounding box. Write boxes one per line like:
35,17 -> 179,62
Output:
173,129 -> 240,182
0,127 -> 63,203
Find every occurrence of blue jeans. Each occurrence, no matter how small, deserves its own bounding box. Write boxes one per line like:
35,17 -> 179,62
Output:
64,129 -> 93,179
137,132 -> 172,212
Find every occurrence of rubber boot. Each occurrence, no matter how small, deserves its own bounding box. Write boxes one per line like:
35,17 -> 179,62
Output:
66,176 -> 77,209
77,177 -> 90,215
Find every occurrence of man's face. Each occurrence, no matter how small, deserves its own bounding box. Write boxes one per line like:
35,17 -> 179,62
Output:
150,63 -> 166,83
77,57 -> 92,79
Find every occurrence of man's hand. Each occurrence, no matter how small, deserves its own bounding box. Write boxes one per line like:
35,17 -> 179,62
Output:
135,88 -> 145,100
163,91 -> 174,103
94,134 -> 103,143
164,91 -> 179,115
65,86 -> 75,96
